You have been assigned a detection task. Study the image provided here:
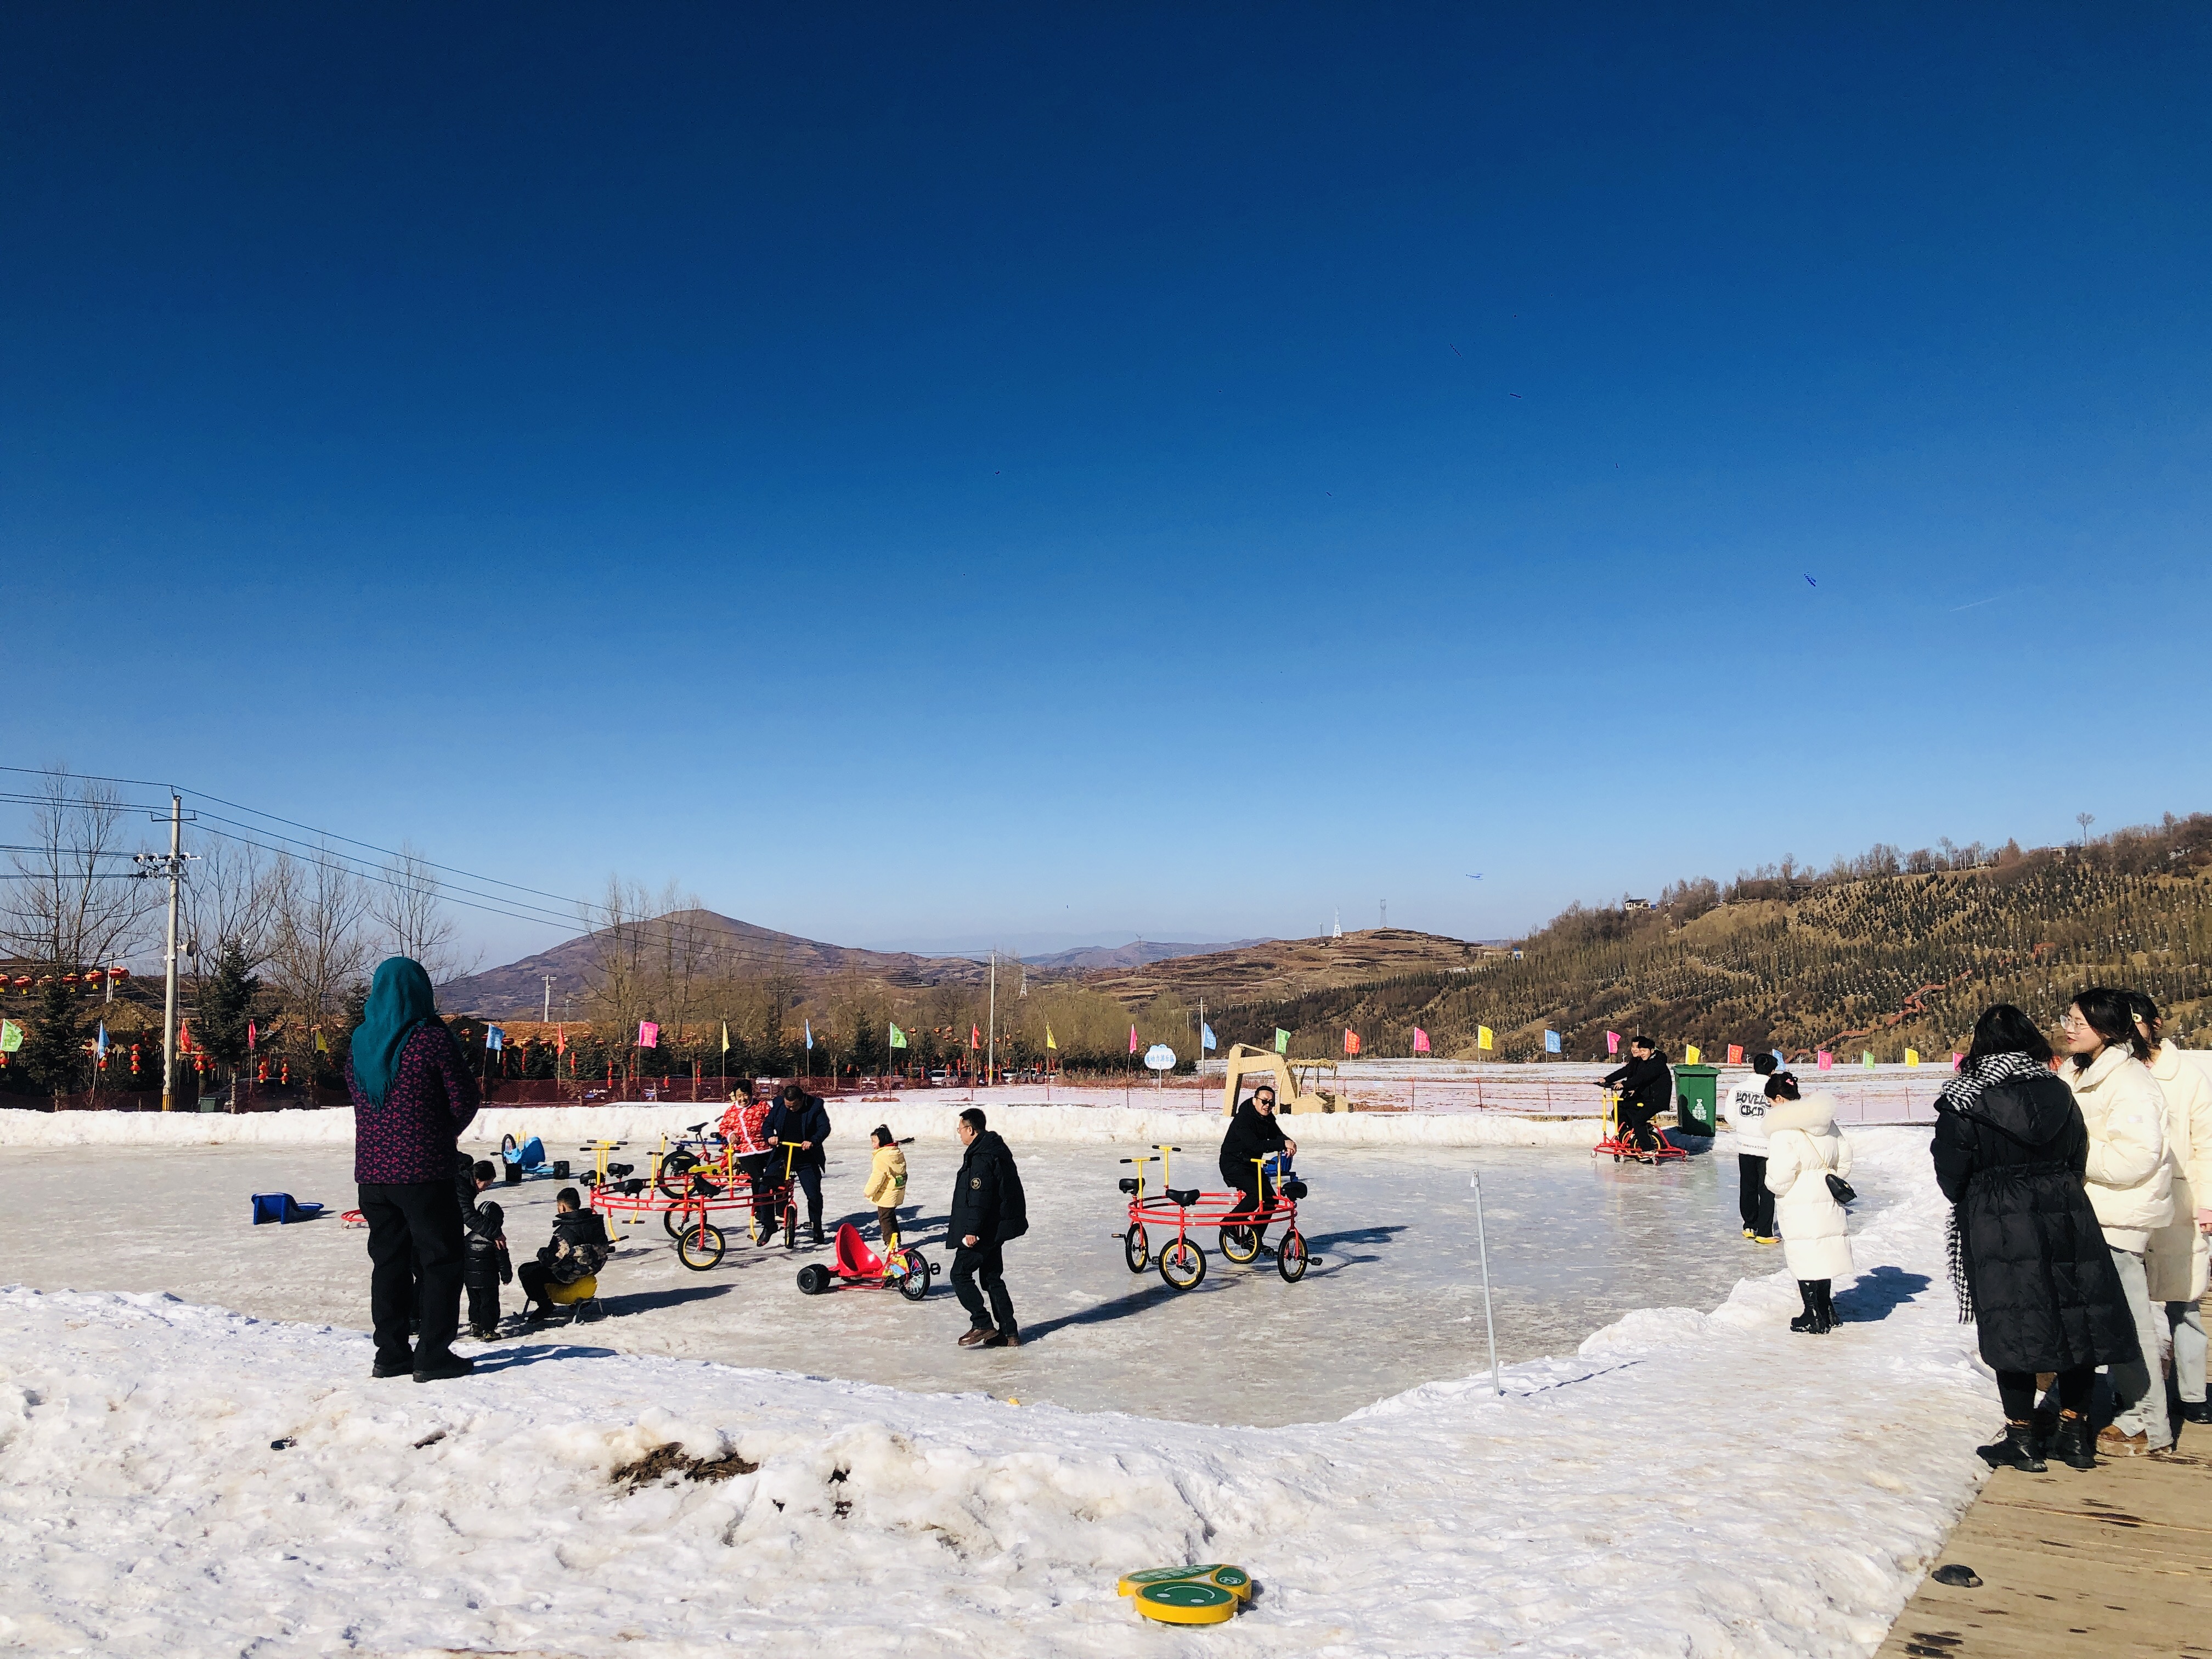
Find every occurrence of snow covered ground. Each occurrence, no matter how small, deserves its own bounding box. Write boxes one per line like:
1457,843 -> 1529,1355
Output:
0,1119 -> 2000,1657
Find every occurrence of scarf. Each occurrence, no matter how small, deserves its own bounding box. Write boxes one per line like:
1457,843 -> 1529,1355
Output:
349,956 -> 447,1109
1936,1049 -> 2058,1324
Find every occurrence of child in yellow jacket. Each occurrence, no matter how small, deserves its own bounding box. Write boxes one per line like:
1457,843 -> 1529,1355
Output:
863,1125 -> 909,1245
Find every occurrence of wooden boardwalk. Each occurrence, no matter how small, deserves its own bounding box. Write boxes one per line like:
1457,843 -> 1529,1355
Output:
1876,1421 -> 2212,1658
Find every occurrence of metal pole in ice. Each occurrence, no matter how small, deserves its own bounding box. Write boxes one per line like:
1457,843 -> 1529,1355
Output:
1471,1172 -> 1502,1397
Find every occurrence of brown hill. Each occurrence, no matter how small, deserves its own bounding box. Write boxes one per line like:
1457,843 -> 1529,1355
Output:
438,909 -> 986,1018
1080,928 -> 1499,1008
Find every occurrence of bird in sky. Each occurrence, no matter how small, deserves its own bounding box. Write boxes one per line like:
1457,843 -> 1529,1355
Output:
1804,574 -> 1818,587
1449,344 -> 1463,359
1466,872 -> 1484,881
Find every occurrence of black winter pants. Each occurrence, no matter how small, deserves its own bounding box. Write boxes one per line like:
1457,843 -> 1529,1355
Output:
952,1240 -> 1017,1334
464,1265 -> 501,1332
1737,1155 -> 1775,1235
793,1163 -> 823,1233
360,1180 -> 466,1367
1620,1103 -> 1661,1152
1229,1181 -> 1275,1247
1998,1365 -> 2094,1421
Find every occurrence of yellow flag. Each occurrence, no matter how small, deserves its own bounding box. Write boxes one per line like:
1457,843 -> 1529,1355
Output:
1477,1025 -> 1493,1051
1685,1044 -> 1702,1064
1045,1025 -> 1057,1051
313,1028 -> 327,1053
1904,1048 -> 1920,1068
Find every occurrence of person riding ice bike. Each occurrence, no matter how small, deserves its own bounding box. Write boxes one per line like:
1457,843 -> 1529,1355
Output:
1598,1036 -> 1672,1159
1219,1082 -> 1297,1256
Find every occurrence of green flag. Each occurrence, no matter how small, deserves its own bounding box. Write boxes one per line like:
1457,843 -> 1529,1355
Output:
888,1022 -> 908,1049
1273,1028 -> 1289,1054
0,1019 -> 19,1053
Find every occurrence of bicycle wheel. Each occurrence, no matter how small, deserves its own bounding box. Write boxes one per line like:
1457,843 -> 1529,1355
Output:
676,1222 -> 726,1271
1220,1224 -> 1260,1265
783,1204 -> 798,1250
895,1251 -> 931,1302
656,1150 -> 696,1200
1123,1223 -> 1149,1273
662,1204 -> 686,1238
1158,1238 -> 1206,1291
1276,1228 -> 1309,1283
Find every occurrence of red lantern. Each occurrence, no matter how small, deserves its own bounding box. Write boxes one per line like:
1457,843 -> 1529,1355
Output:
257,1060 -> 267,1084
130,1044 -> 140,1075
280,1059 -> 289,1085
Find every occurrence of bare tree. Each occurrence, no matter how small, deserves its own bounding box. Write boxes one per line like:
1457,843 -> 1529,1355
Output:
180,834 -> 284,977
368,841 -> 479,984
266,849 -> 373,1045
0,767 -> 155,969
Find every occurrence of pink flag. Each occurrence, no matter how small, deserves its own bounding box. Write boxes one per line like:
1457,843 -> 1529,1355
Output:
1412,1026 -> 1430,1054
1816,1049 -> 1833,1070
1128,1024 -> 1138,1054
637,1020 -> 659,1049
247,1020 -> 257,1052
1950,1052 -> 1962,1070
1605,1031 -> 1621,1056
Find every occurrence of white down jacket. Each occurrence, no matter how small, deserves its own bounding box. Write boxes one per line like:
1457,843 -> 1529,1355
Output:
2068,1044 -> 2172,1253
2144,1042 -> 2212,1302
1765,1094 -> 1854,1280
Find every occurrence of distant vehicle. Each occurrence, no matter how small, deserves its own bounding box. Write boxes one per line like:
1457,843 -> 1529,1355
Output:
928,1070 -> 949,1085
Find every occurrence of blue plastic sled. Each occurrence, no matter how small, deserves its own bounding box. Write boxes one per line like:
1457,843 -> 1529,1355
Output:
251,1192 -> 326,1224
501,1136 -> 548,1170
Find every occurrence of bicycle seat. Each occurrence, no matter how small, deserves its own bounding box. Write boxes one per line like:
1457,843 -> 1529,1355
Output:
616,1178 -> 646,1196
1118,1177 -> 1141,1195
606,1162 -> 634,1178
1282,1179 -> 1308,1200
1167,1187 -> 1200,1207
686,1121 -> 709,1134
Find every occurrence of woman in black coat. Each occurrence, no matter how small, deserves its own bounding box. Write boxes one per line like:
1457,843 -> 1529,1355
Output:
1932,1003 -> 2138,1472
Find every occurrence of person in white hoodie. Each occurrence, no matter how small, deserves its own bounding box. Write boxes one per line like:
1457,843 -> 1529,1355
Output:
2063,986 -> 2174,1455
1763,1072 -> 1854,1334
1723,1052 -> 1781,1242
2131,992 -> 2212,1427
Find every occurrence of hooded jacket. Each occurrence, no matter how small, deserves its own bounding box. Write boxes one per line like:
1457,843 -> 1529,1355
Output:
2067,1045 -> 2171,1251
1764,1094 -> 1854,1280
1932,1063 -> 2139,1373
538,1206 -> 612,1286
864,1143 -> 909,1206
1219,1101 -> 1290,1190
2144,1042 -> 2212,1302
946,1129 -> 1026,1248
1602,1053 -> 1672,1111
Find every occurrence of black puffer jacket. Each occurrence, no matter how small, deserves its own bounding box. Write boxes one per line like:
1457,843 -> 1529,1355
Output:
946,1130 -> 1028,1248
1932,1070 -> 2138,1373
1219,1102 -> 1288,1190
765,1093 -> 832,1170
538,1207 -> 612,1286
1603,1053 -> 1672,1110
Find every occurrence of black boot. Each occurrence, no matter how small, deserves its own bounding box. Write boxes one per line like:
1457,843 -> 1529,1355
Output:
1977,1420 -> 2047,1472
1790,1280 -> 1822,1334
1812,1281 -> 1836,1333
2052,1410 -> 2097,1470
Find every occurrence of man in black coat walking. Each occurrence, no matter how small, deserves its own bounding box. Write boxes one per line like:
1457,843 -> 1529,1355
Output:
1600,1037 -> 1672,1155
765,1082 -> 833,1243
947,1107 -> 1026,1348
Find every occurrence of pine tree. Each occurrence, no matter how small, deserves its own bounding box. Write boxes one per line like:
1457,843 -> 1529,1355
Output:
19,977 -> 87,1099
199,940 -> 259,1079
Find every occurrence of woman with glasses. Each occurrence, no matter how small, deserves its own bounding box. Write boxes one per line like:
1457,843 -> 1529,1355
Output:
2062,987 -> 2174,1456
1933,1003 -> 2136,1471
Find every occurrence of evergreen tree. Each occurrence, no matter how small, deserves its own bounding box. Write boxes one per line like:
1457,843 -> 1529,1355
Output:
19,977 -> 87,1099
199,940 -> 260,1078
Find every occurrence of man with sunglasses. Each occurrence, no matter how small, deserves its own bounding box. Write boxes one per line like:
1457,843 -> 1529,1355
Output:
1220,1082 -> 1297,1254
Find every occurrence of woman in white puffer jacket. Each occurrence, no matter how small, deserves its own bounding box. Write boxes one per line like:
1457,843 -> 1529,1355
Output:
1764,1073 -> 1853,1335
2132,994 -> 2212,1426
2063,987 -> 2172,1455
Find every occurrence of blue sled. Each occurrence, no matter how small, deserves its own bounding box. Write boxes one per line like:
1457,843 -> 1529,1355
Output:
251,1192 -> 326,1224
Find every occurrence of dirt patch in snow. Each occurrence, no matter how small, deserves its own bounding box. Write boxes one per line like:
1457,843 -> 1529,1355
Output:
611,1442 -> 759,1487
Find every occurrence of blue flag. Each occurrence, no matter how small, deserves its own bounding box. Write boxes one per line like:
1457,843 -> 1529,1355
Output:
95,1023 -> 108,1058
1201,1023 -> 1217,1051
804,1019 -> 814,1051
486,1025 -> 504,1052
1543,1029 -> 1561,1054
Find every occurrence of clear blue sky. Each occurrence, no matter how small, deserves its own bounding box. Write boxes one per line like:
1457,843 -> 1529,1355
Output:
6,4 -> 2209,964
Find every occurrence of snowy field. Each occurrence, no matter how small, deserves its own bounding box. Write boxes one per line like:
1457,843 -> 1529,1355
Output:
0,1114 -> 2002,1657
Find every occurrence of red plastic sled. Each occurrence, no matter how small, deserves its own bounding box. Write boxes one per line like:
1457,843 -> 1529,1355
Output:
795,1222 -> 936,1302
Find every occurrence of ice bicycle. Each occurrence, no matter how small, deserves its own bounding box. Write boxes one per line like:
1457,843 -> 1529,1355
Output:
584,1133 -> 803,1270
1115,1143 -> 1310,1291
1591,1091 -> 1688,1165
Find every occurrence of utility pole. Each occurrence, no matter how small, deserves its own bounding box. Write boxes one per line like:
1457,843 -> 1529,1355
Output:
134,794 -> 194,1112
987,950 -> 997,1088
543,974 -> 554,1023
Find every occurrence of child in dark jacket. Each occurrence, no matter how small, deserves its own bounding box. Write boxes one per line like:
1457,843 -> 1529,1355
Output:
519,1187 -> 613,1321
455,1155 -> 512,1338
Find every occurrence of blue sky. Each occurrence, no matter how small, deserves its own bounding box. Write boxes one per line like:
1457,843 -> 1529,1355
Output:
5,4 -> 2209,964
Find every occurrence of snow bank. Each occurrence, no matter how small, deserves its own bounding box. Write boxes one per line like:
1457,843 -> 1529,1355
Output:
0,1126 -> 1997,1656
0,1099 -> 1607,1150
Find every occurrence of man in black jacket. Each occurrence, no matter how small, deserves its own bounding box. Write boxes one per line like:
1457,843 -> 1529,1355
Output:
1600,1037 -> 1672,1156
519,1188 -> 613,1321
765,1083 -> 833,1243
454,1155 -> 511,1339
947,1107 -> 1026,1348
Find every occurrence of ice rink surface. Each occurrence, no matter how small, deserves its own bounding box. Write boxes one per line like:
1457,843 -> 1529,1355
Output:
0,1136 -> 1855,1424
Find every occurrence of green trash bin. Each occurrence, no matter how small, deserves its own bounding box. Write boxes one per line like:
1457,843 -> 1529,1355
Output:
1672,1065 -> 1720,1138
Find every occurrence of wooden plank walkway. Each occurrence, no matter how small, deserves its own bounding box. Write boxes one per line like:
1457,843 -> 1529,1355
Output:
1875,1421 -> 2212,1659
